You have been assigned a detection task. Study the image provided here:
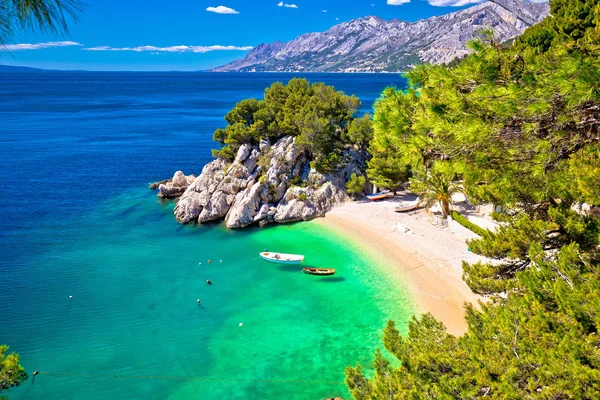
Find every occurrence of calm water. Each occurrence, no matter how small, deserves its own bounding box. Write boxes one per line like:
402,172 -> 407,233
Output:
0,72 -> 412,399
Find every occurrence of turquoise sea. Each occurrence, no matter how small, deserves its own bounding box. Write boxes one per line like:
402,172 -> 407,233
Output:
0,72 -> 413,399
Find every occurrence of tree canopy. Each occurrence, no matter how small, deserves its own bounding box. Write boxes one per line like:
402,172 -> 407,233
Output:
349,0 -> 600,397
212,78 -> 369,172
0,345 -> 27,400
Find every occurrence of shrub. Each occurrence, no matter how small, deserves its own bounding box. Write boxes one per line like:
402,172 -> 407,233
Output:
450,211 -> 488,237
346,173 -> 366,197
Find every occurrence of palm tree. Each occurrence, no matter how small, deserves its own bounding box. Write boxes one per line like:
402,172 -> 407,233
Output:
1,0 -> 83,46
410,170 -> 462,219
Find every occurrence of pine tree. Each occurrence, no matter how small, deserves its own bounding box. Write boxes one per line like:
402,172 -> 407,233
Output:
347,1 -> 600,397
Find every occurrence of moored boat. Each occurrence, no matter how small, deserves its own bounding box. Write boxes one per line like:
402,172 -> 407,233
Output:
259,252 -> 305,264
367,191 -> 392,201
303,267 -> 336,276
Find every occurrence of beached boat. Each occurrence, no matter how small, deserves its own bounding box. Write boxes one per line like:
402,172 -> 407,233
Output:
259,252 -> 305,264
367,191 -> 392,201
303,267 -> 336,276
394,201 -> 420,213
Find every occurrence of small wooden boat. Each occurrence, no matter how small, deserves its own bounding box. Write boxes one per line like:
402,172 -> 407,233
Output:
367,191 -> 392,201
259,252 -> 305,264
395,202 -> 420,213
303,267 -> 336,276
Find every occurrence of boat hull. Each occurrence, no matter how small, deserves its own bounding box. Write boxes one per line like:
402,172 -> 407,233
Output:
259,252 -> 304,264
367,192 -> 392,201
303,268 -> 336,276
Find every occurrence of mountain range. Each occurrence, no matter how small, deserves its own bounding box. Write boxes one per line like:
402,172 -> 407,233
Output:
214,0 -> 549,73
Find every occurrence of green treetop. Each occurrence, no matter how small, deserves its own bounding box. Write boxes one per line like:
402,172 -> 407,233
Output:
0,345 -> 27,400
212,78 -> 367,173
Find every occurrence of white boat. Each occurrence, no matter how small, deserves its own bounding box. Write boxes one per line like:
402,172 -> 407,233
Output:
259,252 -> 305,264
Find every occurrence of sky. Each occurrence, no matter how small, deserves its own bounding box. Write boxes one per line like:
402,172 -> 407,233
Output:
0,0 -> 543,71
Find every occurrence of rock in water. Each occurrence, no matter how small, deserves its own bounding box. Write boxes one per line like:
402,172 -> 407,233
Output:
171,171 -> 188,187
169,136 -> 366,228
151,171 -> 195,199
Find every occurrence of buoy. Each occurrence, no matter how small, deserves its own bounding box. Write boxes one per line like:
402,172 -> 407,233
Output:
69,296 -> 73,300
206,280 -> 212,285
239,322 -> 243,327
199,262 -> 202,265
208,260 -> 212,264
197,299 -> 201,304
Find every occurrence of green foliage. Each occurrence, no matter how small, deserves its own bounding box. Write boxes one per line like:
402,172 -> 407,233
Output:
366,87 -> 416,190
347,1 -> 600,397
450,211 -> 488,237
346,173 -> 366,197
0,345 -> 27,397
410,169 -> 462,219
212,78 -> 364,173
516,0 -> 600,51
0,0 -> 83,45
296,192 -> 307,202
345,113 -> 374,148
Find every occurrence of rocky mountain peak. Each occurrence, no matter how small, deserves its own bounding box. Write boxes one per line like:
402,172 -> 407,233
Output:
213,0 -> 549,73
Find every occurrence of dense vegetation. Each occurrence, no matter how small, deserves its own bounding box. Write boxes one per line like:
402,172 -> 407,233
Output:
347,0 -> 600,397
0,346 -> 27,400
212,78 -> 372,172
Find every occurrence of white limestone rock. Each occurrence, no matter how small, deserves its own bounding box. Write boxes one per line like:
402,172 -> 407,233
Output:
167,135 -> 365,228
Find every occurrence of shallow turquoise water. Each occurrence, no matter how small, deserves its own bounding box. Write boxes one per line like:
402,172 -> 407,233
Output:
0,71 -> 413,399
4,189 -> 413,399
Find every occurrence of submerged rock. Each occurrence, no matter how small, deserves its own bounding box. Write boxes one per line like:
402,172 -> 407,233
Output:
157,136 -> 367,228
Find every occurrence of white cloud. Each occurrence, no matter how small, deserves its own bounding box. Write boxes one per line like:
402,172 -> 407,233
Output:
1,41 -> 82,51
322,9 -> 327,12
84,45 -> 253,53
387,0 -> 410,4
206,5 -> 239,14
277,1 -> 298,8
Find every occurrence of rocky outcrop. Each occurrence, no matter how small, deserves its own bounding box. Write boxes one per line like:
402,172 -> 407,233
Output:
151,171 -> 195,199
167,136 -> 367,228
213,0 -> 548,73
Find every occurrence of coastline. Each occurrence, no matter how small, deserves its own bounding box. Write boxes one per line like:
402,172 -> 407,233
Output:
316,198 -> 486,336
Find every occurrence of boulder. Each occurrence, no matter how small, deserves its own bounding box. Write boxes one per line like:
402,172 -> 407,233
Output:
161,136 -> 367,228
171,171 -> 188,187
153,171 -> 195,199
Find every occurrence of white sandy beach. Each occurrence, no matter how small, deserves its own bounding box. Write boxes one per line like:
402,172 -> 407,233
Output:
318,194 -> 492,336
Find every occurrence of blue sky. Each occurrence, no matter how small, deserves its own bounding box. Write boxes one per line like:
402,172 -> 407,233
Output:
2,0 -> 509,71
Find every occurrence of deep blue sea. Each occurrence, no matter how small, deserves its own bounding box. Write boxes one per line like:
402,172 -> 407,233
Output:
0,72 -> 411,399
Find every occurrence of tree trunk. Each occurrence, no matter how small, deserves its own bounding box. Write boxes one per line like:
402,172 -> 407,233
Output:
441,201 -> 450,219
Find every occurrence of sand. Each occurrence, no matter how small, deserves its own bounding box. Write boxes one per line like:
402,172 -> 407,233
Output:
317,195 -> 490,336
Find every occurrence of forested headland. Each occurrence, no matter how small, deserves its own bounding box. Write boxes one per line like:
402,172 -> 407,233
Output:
346,0 -> 600,398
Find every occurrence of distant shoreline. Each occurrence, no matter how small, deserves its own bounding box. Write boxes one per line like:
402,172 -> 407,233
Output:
0,64 -> 405,74
317,198 -> 485,336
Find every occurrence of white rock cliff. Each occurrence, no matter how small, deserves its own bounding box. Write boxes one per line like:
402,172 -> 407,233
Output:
169,137 -> 366,228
